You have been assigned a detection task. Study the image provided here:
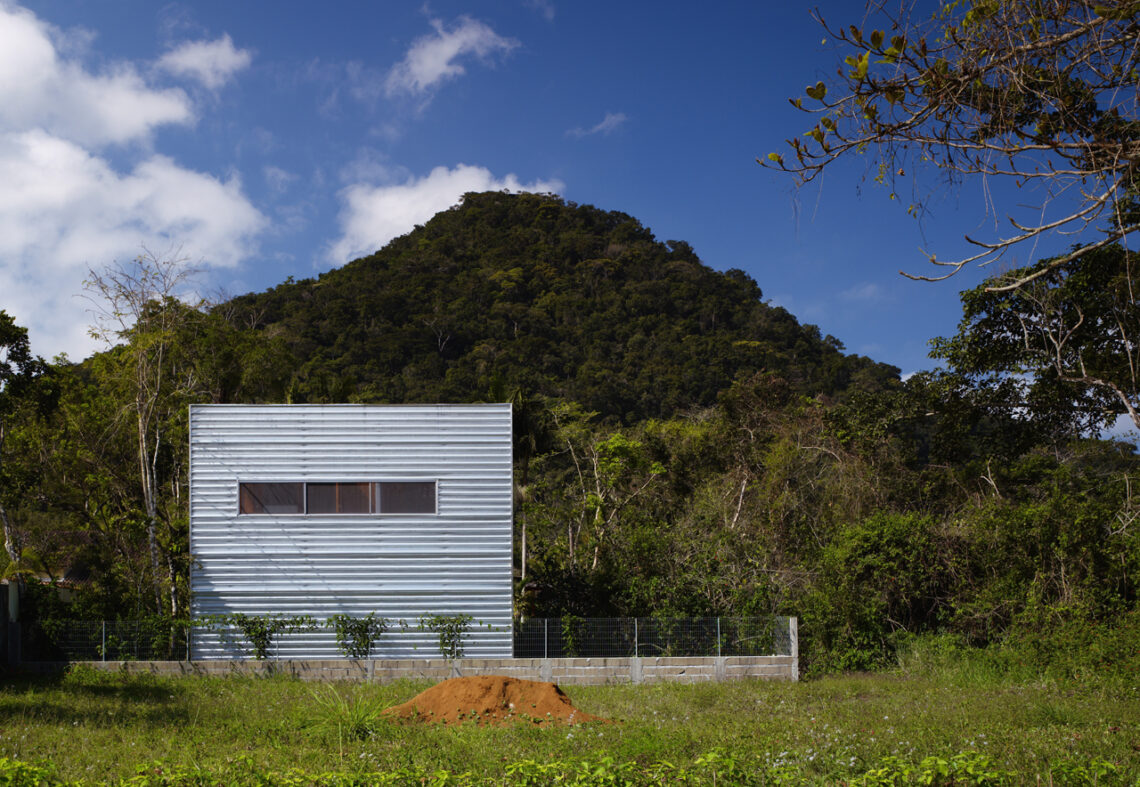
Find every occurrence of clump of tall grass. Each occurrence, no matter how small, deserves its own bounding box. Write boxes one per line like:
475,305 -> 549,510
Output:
895,606 -> 1140,695
305,684 -> 393,747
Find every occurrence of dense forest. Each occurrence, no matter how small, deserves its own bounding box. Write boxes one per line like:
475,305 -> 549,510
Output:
224,191 -> 898,417
2,191 -> 1137,673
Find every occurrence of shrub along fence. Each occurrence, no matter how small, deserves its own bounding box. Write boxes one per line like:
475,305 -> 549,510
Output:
14,616 -> 795,663
19,619 -> 192,662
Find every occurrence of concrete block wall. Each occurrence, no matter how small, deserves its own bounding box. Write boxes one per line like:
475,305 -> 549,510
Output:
47,655 -> 797,683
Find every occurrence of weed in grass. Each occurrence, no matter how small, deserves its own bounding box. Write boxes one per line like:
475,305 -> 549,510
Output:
306,683 -> 390,746
854,752 -> 1015,786
1029,700 -> 1075,728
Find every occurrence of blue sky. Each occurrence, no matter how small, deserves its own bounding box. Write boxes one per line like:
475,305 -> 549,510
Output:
0,1 -> 1089,380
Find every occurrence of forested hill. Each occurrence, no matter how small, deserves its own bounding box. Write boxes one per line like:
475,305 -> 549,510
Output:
227,191 -> 898,420
7,192 -> 1138,677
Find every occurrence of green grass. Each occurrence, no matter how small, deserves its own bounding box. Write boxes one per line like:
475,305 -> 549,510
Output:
0,655 -> 1137,785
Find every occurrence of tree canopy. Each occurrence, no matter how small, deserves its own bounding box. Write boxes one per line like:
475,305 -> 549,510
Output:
932,242 -> 1140,432
226,191 -> 899,420
767,0 -> 1139,286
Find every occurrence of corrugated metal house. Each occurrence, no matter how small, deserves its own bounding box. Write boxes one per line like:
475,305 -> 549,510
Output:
188,403 -> 513,659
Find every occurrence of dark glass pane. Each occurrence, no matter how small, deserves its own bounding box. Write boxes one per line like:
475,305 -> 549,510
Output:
337,482 -> 371,513
239,483 -> 303,514
308,482 -> 371,514
307,483 -> 336,514
377,482 -> 436,514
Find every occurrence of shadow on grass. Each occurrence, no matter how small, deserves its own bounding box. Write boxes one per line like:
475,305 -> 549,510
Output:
0,694 -> 193,728
0,665 -> 186,703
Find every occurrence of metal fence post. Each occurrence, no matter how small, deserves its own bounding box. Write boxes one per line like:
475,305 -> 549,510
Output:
543,618 -> 548,659
634,618 -> 638,658
101,621 -> 106,662
716,617 -> 721,658
789,616 -> 799,680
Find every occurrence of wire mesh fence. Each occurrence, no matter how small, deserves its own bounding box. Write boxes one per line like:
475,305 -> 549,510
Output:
20,619 -> 191,662
512,617 -> 793,658
15,616 -> 792,662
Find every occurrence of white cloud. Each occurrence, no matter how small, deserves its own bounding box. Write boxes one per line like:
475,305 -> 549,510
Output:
385,17 -> 518,97
345,60 -> 385,105
329,164 -> 562,264
0,4 -> 192,146
264,165 -> 297,194
567,112 -> 627,138
157,34 -> 252,90
0,130 -> 265,359
0,5 -> 264,361
840,282 -> 887,302
338,147 -> 407,185
525,0 -> 556,21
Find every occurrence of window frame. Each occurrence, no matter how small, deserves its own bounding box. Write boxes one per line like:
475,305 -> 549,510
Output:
375,480 -> 438,515
237,482 -> 305,516
307,481 -> 372,515
236,480 -> 438,516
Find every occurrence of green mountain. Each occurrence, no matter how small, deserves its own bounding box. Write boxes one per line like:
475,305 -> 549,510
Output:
227,191 -> 898,419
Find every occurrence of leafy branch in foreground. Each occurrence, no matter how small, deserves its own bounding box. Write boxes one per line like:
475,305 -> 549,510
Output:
766,1 -> 1139,286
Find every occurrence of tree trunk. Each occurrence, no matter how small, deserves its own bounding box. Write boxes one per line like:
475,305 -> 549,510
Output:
0,422 -> 19,569
0,499 -> 18,569
138,408 -> 164,616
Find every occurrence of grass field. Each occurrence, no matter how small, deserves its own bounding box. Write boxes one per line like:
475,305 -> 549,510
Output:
0,648 -> 1137,785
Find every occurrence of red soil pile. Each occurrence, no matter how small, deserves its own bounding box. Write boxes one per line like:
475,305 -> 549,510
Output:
381,675 -> 608,726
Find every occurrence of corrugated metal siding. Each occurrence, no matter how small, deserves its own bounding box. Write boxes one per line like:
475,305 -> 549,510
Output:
189,404 -> 513,659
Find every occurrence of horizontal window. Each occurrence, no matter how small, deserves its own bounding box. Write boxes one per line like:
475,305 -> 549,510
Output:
376,481 -> 436,514
239,483 -> 304,515
308,482 -> 371,514
238,481 -> 436,515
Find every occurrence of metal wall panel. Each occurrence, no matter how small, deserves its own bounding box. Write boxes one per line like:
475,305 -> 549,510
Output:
188,404 -> 513,659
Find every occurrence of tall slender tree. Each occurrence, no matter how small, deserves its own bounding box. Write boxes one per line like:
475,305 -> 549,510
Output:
83,250 -> 204,616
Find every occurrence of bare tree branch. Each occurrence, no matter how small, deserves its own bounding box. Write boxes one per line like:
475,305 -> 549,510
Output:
767,0 -> 1139,279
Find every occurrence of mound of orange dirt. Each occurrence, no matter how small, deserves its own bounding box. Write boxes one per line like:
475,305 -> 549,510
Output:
381,675 -> 608,726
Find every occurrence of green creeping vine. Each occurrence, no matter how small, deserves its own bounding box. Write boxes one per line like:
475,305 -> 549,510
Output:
202,612 -> 480,660
419,613 -> 473,660
560,614 -> 584,657
325,613 -> 389,658
204,613 -> 317,660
